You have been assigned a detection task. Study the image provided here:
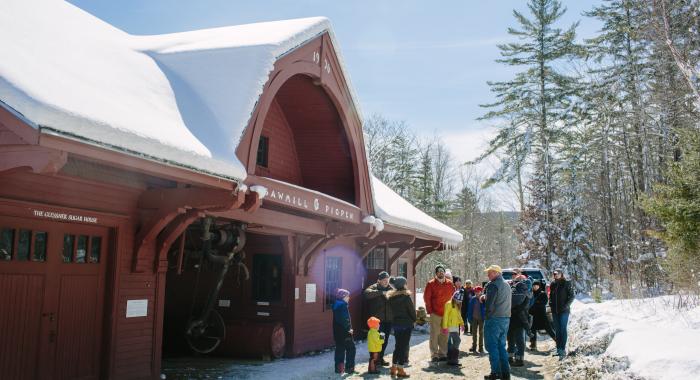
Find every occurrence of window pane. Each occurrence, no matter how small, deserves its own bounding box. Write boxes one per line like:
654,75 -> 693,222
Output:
0,228 -> 14,261
325,257 -> 342,308
89,236 -> 102,263
62,234 -> 75,263
32,231 -> 47,262
252,254 -> 282,302
399,262 -> 408,279
366,247 -> 385,270
17,229 -> 31,261
75,235 -> 88,263
256,136 -> 269,167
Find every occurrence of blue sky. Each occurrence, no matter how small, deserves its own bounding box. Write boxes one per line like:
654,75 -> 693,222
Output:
69,0 -> 602,209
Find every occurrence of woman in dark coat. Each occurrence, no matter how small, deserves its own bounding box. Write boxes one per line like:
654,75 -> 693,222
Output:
528,281 -> 556,350
387,276 -> 415,378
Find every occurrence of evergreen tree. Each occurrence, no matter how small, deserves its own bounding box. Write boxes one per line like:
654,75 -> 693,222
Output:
415,143 -> 435,212
478,0 -> 580,270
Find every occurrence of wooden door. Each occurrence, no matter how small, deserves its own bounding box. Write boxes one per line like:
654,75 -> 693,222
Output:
0,215 -> 109,380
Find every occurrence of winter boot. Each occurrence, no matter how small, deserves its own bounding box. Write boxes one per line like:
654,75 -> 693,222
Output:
469,345 -> 477,352
390,365 -> 397,377
396,366 -> 409,378
335,363 -> 344,374
447,348 -> 461,366
529,340 -> 537,351
512,356 -> 524,367
483,373 -> 500,379
501,372 -> 511,380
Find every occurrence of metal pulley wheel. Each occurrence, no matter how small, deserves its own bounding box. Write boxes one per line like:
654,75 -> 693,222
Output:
185,309 -> 226,354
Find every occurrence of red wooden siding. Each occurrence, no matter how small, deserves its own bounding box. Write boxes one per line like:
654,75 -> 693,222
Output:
0,171 -> 141,216
0,274 -> 44,380
273,75 -> 356,204
0,121 -> 28,145
256,99 -> 303,185
291,238 -> 364,355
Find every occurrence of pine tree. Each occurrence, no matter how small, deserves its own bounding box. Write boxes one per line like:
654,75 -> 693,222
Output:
557,155 -> 595,292
415,143 -> 435,212
517,157 -> 562,269
479,0 -> 580,270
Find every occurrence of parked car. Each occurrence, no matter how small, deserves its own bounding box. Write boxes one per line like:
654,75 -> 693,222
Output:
502,267 -> 551,294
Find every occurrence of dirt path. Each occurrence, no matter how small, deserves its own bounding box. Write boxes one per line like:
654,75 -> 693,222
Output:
162,331 -> 560,379
345,333 -> 559,380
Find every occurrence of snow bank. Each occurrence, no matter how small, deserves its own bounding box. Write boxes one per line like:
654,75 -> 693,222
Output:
559,296 -> 700,380
371,176 -> 463,246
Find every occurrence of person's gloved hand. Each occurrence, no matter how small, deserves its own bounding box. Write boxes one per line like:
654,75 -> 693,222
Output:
379,332 -> 386,340
441,328 -> 448,335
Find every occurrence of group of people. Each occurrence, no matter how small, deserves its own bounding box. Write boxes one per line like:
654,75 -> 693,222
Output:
332,273 -> 416,377
331,264 -> 575,379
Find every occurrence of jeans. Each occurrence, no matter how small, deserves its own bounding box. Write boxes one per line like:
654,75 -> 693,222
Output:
379,322 -> 392,360
392,325 -> 412,366
334,336 -> 356,369
551,312 -> 570,352
485,317 -> 510,375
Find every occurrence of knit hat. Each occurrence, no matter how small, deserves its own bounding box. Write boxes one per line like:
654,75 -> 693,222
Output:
336,288 -> 350,299
367,316 -> 381,329
435,264 -> 446,274
464,280 -> 473,285
378,271 -> 390,280
452,290 -> 463,302
474,286 -> 484,292
392,276 -> 407,290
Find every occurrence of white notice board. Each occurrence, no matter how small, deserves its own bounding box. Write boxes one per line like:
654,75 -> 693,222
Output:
126,299 -> 148,318
305,283 -> 316,303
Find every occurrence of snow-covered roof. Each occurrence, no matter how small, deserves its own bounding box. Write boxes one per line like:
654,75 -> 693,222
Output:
0,0 -> 357,181
371,176 -> 463,246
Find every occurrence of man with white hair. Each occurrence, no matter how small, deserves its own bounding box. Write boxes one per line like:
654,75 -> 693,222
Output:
481,265 -> 512,380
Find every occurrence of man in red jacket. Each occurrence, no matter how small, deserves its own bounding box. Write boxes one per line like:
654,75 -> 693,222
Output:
423,264 -> 455,361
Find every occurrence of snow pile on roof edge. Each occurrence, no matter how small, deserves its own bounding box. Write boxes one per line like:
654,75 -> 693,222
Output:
370,176 -> 463,245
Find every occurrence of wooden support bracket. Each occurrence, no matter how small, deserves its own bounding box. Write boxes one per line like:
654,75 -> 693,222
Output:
133,185 -> 246,273
296,221 -> 374,276
357,232 -> 414,261
154,209 -> 205,273
412,242 -> 443,276
387,241 -> 414,269
242,191 -> 263,213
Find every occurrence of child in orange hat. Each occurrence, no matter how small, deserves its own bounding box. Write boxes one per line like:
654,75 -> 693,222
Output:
367,317 -> 385,374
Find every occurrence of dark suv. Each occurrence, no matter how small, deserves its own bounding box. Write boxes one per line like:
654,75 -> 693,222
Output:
502,267 -> 550,293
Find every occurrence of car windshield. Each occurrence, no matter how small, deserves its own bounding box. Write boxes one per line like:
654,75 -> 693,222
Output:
501,271 -> 514,280
523,270 -> 544,280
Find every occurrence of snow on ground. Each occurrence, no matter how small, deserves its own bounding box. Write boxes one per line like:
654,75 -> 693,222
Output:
557,296 -> 700,380
163,332 -> 430,379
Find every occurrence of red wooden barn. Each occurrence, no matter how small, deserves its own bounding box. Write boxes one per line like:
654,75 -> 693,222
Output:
0,1 -> 462,379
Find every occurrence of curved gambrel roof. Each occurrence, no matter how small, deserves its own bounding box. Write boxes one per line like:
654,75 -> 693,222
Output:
0,0 -> 461,245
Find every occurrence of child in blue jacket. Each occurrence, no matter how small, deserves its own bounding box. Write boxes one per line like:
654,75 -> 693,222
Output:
467,286 -> 486,353
332,289 -> 356,374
